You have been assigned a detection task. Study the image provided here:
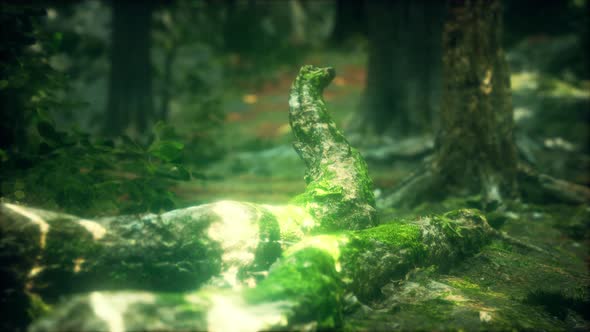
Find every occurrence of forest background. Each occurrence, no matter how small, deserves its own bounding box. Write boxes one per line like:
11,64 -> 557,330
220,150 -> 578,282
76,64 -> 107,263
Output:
0,0 -> 589,330
0,0 -> 588,215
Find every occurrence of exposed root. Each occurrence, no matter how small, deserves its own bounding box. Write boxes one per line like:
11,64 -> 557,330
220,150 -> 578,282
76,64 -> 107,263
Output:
518,163 -> 590,205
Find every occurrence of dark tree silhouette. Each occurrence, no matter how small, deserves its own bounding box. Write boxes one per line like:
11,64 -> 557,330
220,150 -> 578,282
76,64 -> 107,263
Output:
103,1 -> 155,138
358,0 -> 444,138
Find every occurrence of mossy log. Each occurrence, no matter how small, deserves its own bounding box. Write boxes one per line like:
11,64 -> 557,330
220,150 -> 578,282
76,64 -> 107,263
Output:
3,66 -> 495,331
0,201 -> 314,299
29,209 -> 494,332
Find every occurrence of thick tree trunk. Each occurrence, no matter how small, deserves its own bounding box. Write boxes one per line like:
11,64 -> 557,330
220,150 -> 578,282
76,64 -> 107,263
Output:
103,1 -> 154,138
330,0 -> 367,45
359,0 -> 444,137
436,0 -> 518,203
380,0 -> 590,209
381,0 -> 522,208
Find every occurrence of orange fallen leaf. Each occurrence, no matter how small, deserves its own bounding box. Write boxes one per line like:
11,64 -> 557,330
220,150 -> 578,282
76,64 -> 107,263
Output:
242,94 -> 258,104
333,76 -> 347,86
226,112 -> 242,122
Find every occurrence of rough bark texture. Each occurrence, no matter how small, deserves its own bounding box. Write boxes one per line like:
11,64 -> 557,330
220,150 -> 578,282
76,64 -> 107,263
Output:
28,209 -> 495,332
436,0 -> 518,202
381,0 -> 519,208
289,65 -> 377,231
0,65 -> 502,331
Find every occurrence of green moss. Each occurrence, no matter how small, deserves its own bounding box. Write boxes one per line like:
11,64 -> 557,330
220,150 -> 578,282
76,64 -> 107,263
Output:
244,247 -> 343,328
351,148 -> 375,203
285,234 -> 347,269
354,222 -> 426,260
446,277 -> 481,291
27,293 -> 52,320
250,209 -> 282,272
262,204 -> 316,245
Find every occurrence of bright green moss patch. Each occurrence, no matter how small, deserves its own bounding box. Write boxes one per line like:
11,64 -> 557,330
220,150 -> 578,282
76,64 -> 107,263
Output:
284,234 -> 347,267
354,222 -> 426,260
244,247 -> 343,328
446,277 -> 481,291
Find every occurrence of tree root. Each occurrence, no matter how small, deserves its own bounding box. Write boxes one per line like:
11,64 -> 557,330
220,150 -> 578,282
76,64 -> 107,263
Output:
517,163 -> 590,205
380,161 -> 590,209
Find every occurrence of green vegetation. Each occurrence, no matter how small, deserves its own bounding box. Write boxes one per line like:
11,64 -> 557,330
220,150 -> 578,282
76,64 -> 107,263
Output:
1,1 -> 589,331
245,247 -> 343,329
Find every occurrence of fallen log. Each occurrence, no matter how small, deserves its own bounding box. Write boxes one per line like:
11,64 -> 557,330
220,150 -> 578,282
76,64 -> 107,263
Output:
29,209 -> 494,332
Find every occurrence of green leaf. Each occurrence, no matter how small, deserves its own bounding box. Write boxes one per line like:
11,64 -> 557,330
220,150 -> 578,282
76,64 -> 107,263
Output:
148,140 -> 184,162
37,121 -> 62,145
155,164 -> 191,181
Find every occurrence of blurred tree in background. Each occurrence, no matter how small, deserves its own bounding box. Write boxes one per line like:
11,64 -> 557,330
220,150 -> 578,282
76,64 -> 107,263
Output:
436,0 -> 517,204
103,1 -> 155,138
356,0 -> 445,138
330,0 -> 367,46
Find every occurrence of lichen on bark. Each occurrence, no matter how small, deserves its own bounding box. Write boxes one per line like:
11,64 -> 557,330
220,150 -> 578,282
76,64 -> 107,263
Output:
289,65 -> 377,231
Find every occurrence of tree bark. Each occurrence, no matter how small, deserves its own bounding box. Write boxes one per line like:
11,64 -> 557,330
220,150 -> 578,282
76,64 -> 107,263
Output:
436,0 -> 518,203
381,0 -> 522,208
103,1 -> 155,138
289,66 -> 377,231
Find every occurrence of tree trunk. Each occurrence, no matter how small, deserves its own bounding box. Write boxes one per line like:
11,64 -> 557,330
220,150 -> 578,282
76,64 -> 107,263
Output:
103,1 -> 154,138
330,0 -> 367,45
436,0 -> 517,203
381,0 -> 522,208
359,0 -> 444,138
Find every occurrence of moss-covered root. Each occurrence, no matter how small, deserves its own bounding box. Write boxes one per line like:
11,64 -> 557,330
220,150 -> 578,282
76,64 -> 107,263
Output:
342,209 -> 494,300
289,65 -> 377,231
0,201 -> 285,301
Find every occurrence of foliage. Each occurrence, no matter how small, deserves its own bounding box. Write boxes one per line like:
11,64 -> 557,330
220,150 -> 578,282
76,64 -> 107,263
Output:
0,119 -> 191,216
0,3 -> 199,216
0,2 -> 72,150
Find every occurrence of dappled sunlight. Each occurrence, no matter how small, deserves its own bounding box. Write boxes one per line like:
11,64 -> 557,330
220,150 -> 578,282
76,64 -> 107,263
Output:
5,203 -> 49,249
207,294 -> 289,332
